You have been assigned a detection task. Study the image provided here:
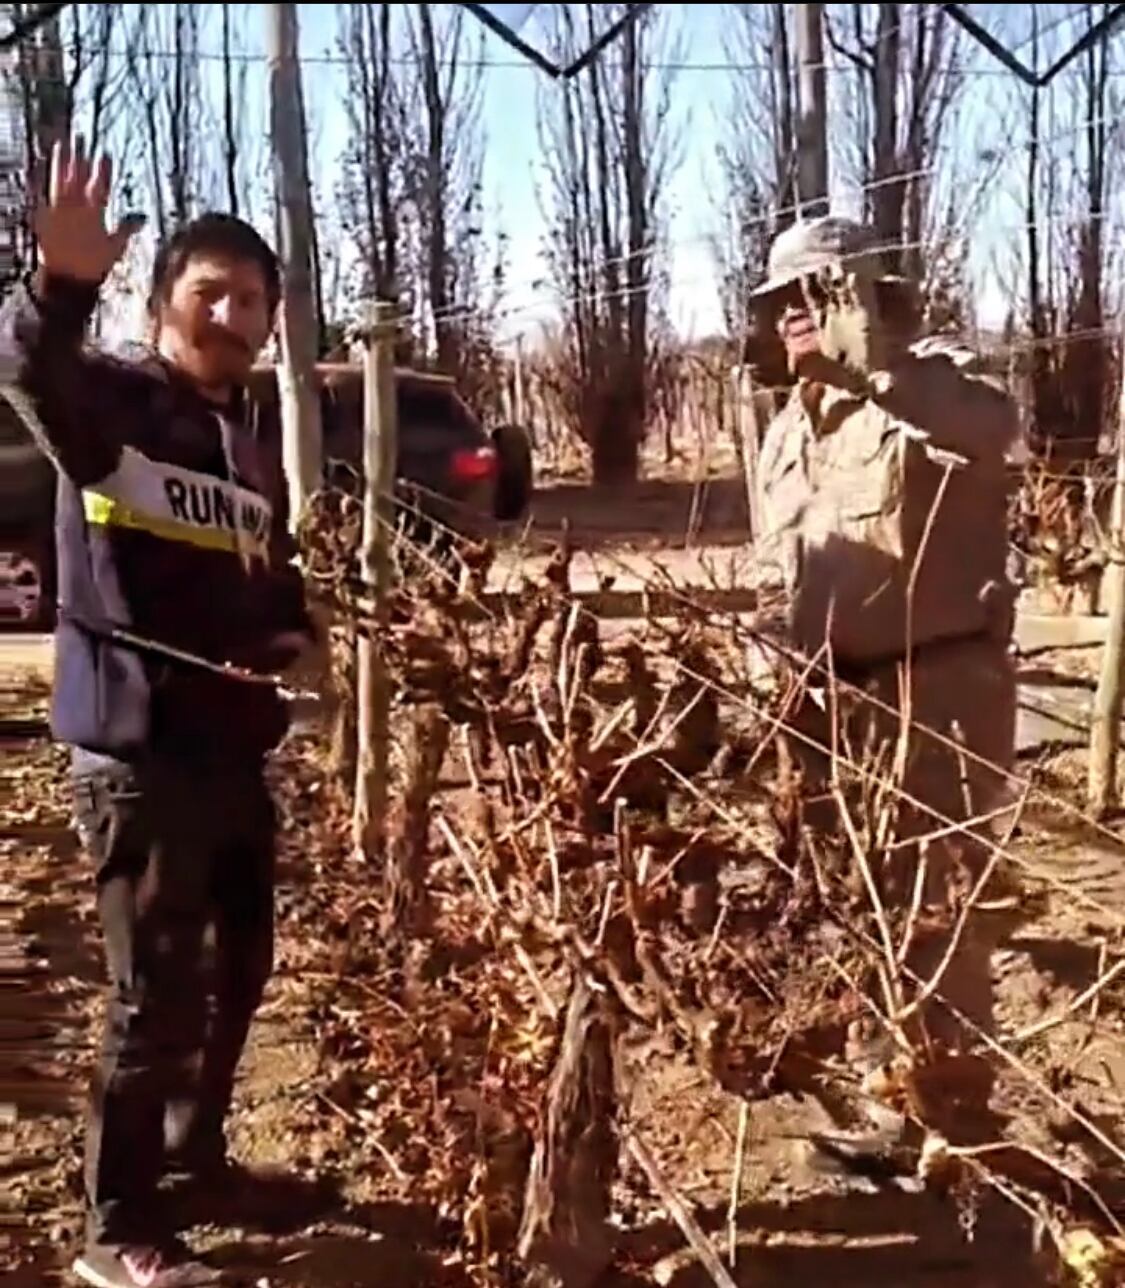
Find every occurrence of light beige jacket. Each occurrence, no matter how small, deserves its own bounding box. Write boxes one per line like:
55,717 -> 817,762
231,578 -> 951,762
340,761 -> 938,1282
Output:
758,347 -> 1018,664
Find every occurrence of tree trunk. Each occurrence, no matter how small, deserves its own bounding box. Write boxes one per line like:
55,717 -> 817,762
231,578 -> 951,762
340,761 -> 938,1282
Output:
308,184 -> 327,354
772,3 -> 796,223
127,11 -> 168,241
560,79 -> 588,383
900,5 -> 934,282
587,6 -> 622,345
1072,4 -> 1107,454
604,8 -> 646,489
382,704 -> 450,935
871,3 -> 901,263
417,3 -> 454,370
795,1 -> 828,216
88,7 -> 117,157
266,0 -> 324,527
1026,28 -> 1051,447
516,973 -> 617,1288
221,2 -> 239,215
169,3 -> 189,222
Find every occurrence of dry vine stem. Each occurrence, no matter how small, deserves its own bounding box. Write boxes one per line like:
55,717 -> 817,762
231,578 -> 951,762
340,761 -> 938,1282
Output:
586,528 -> 1125,881
372,467 -> 1125,930
295,484 -> 1122,1284
727,1102 -> 750,1270
623,1124 -> 738,1288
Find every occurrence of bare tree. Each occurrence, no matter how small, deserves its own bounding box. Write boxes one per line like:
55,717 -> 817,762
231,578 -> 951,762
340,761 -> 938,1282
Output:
713,4 -> 798,343
1015,5 -> 1123,453
407,2 -> 486,373
538,4 -> 679,484
12,5 -> 67,272
338,3 -> 406,303
828,3 -> 968,310
167,4 -> 200,223
1061,3 -> 1116,452
1024,12 -> 1055,444
123,4 -> 204,239
336,4 -> 494,375
220,2 -> 240,215
10,4 -> 128,271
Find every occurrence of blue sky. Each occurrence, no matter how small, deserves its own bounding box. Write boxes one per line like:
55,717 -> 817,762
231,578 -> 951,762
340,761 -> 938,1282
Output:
292,2 -> 739,341
72,4 -> 1123,346
288,3 -> 1113,341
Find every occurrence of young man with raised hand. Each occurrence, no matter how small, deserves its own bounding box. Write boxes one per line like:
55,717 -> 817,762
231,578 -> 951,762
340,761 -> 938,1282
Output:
1,136 -> 315,1287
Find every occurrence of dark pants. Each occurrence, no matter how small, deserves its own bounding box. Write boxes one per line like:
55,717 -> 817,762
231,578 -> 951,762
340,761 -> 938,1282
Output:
787,636 -> 1016,1055
71,752 -> 276,1247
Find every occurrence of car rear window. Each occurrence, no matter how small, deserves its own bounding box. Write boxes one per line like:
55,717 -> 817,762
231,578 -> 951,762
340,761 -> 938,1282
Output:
398,384 -> 479,436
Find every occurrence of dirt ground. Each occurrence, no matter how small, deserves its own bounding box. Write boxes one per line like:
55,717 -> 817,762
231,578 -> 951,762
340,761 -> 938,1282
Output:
4,626 -> 1125,1288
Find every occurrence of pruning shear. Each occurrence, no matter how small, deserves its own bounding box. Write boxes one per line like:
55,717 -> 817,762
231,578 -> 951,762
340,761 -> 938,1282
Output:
75,618 -> 322,705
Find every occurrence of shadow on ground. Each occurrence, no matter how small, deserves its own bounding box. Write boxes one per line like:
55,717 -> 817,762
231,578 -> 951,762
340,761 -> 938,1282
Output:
617,1186 -> 1047,1287
204,1185 -> 1048,1288
173,1169 -> 345,1237
1006,933 -> 1103,991
208,1198 -> 473,1287
4,788 -> 97,1123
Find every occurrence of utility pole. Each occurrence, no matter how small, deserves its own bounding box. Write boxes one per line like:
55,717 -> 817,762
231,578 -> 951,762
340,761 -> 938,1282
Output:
794,2 -> 829,217
265,2 -> 322,530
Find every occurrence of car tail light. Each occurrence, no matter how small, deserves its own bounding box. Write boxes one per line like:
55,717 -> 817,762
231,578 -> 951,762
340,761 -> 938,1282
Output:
449,445 -> 498,483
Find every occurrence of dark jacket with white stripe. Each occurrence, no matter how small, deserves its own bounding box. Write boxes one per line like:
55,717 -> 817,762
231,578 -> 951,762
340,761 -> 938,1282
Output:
0,271 -> 313,761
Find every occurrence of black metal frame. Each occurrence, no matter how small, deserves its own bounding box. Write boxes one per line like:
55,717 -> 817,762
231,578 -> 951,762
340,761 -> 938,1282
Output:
458,2 -> 655,80
941,3 -> 1125,88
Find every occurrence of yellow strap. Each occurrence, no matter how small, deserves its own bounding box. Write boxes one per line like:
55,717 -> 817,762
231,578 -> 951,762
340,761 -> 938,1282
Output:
82,490 -> 245,555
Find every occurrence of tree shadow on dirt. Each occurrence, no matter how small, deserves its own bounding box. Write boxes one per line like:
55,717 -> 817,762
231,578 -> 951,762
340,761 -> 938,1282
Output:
211,1232 -> 477,1287
1015,800 -> 1125,853
199,1184 -> 1060,1288
207,1198 -> 475,1287
6,832 -> 100,1122
1006,933 -> 1102,991
172,1170 -> 343,1238
617,1185 -> 1047,1287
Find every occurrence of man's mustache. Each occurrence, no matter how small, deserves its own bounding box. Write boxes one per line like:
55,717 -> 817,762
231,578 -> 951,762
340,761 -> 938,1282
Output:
196,326 -> 252,356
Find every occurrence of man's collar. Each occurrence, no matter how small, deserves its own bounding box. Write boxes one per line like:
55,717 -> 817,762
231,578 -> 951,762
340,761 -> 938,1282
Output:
140,346 -> 249,416
795,379 -> 867,434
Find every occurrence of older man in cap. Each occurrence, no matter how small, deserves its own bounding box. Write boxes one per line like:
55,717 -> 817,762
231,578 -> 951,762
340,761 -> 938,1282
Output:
754,216 -> 1020,1168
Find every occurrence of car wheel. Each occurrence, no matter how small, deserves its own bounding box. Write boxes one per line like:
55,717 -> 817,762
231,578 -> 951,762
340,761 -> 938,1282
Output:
491,423 -> 533,522
1,549 -> 49,631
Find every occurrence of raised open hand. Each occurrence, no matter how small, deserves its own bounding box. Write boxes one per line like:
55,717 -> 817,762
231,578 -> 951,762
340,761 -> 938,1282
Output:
33,137 -> 144,284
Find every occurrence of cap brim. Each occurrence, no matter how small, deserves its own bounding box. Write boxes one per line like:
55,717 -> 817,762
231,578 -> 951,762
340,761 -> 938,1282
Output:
749,264 -> 811,298
749,268 -> 910,300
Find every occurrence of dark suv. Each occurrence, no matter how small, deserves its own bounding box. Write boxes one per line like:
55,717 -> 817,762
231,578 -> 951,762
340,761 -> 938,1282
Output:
282,363 -> 532,531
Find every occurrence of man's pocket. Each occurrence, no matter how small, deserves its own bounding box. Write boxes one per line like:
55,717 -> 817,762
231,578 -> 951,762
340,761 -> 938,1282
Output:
70,763 -> 147,874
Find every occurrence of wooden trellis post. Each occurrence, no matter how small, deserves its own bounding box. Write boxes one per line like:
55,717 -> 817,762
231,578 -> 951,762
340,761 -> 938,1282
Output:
730,365 -> 764,541
353,301 -> 398,858
1089,360 -> 1125,815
